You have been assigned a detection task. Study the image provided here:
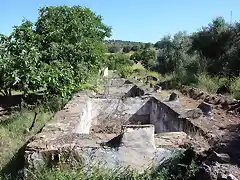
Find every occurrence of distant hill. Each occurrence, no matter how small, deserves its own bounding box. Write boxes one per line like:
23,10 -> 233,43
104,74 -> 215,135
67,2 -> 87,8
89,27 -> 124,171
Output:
104,40 -> 154,53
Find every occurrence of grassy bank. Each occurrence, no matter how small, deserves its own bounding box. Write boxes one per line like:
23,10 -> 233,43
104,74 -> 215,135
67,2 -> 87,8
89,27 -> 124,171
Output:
0,95 -> 70,179
120,63 -> 240,100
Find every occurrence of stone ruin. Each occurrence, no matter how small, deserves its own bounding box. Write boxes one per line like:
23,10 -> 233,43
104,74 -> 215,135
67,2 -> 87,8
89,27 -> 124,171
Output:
24,77 -> 216,176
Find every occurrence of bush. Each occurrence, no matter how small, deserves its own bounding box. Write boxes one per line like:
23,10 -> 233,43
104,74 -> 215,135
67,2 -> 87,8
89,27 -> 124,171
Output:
230,77 -> 240,100
144,43 -> 152,49
130,50 -> 156,69
122,46 -> 132,53
197,74 -> 219,93
108,45 -> 121,53
132,64 -> 147,77
117,65 -> 133,78
131,45 -> 140,51
147,71 -> 161,80
106,53 -> 133,70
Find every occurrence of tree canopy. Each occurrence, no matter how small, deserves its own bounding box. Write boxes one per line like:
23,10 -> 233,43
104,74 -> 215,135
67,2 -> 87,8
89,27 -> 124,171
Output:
0,5 -> 111,97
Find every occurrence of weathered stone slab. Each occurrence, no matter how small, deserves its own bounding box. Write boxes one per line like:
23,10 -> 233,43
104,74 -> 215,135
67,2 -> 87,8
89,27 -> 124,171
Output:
155,132 -> 188,148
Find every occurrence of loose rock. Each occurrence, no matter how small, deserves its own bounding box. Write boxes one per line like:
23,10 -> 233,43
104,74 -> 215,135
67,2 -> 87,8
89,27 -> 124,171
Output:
198,102 -> 212,117
154,85 -> 162,93
227,174 -> 238,180
210,151 -> 231,163
169,92 -> 179,102
183,108 -> 203,119
195,163 -> 212,180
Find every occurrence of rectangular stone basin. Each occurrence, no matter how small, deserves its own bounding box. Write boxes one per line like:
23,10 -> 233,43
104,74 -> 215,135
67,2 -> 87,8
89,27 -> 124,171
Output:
24,82 -> 202,175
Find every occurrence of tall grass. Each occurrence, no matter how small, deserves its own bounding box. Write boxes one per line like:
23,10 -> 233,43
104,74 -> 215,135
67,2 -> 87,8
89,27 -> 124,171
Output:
165,71 -> 240,99
196,74 -> 219,93
147,71 -> 161,80
0,110 -> 53,169
0,95 -> 70,179
230,77 -> 240,100
28,149 -> 197,180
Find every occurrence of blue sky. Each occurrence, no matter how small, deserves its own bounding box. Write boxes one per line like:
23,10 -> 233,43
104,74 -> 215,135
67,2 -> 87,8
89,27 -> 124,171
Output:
1,0 -> 240,43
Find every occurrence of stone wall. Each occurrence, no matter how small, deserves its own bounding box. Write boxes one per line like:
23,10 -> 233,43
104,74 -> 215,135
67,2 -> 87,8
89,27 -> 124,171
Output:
24,78 -> 208,175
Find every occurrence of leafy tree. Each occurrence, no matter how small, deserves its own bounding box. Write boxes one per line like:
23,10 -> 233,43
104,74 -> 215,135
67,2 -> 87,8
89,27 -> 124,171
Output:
106,53 -> 133,70
108,45 -> 121,53
140,50 -> 156,69
130,51 -> 141,63
191,17 -> 231,75
130,50 -> 156,69
131,45 -> 140,51
0,21 -> 43,96
144,42 -> 152,49
155,35 -> 175,74
41,61 -> 75,97
35,6 -> 111,84
154,35 -> 172,49
139,43 -> 145,49
122,46 -> 131,53
0,6 -> 111,98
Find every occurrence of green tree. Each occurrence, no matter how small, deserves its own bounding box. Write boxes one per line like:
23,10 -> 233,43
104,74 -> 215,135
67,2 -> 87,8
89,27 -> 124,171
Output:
140,50 -> 156,69
0,21 -> 43,96
106,53 -> 133,70
144,42 -> 152,49
130,50 -> 156,69
108,45 -> 121,53
154,35 -> 172,49
35,6 -> 111,84
131,45 -> 140,51
122,46 -> 132,53
191,17 -> 231,75
0,6 -> 111,97
130,51 -> 141,63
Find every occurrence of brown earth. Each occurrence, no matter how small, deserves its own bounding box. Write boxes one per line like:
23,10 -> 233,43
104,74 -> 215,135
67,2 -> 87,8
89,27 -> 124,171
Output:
159,89 -> 240,179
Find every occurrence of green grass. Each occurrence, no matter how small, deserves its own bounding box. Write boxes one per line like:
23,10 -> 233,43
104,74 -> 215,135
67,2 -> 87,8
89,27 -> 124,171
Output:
31,167 -> 169,180
147,71 -> 161,80
0,109 -> 53,178
196,74 -> 219,93
132,63 -> 145,71
26,149 -> 197,180
230,77 -> 240,100
0,95 -> 68,179
162,72 -> 240,100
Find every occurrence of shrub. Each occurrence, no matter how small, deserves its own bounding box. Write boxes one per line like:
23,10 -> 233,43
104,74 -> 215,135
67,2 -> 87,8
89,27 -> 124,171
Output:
147,71 -> 161,80
230,77 -> 240,100
197,74 -> 219,93
108,45 -> 121,53
130,50 -> 156,69
106,53 -> 133,70
117,65 -> 134,78
122,46 -> 132,53
131,45 -> 140,51
132,64 -> 147,78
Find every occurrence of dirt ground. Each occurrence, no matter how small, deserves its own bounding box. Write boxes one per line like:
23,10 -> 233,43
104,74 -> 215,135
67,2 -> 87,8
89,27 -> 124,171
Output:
90,117 -> 146,134
172,90 -> 240,178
